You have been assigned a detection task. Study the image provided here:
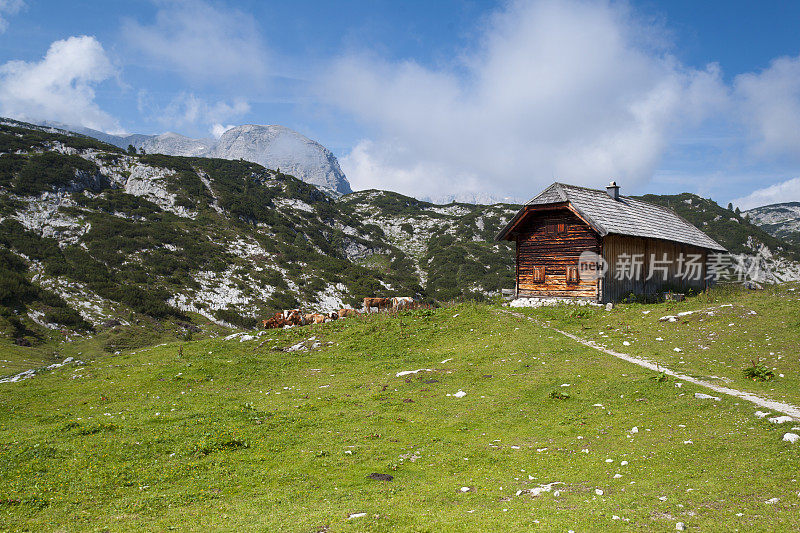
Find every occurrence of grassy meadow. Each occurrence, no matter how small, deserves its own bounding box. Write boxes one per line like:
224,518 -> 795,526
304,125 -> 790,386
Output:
527,282 -> 800,406
1,292 -> 800,531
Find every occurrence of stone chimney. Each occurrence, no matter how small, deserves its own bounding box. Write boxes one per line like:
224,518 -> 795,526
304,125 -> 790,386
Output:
606,180 -> 620,201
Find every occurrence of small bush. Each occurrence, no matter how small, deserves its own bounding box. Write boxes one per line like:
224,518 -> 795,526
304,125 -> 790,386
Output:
743,360 -> 774,381
650,371 -> 669,383
549,390 -> 570,400
566,307 -> 594,319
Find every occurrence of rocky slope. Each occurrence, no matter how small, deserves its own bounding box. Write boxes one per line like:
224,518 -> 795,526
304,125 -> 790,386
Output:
0,119 -> 414,337
0,119 -> 514,347
339,190 -> 518,300
744,202 -> 800,246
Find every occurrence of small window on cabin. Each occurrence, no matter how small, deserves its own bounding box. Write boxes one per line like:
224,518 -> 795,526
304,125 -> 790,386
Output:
557,222 -> 566,234
533,266 -> 545,283
566,266 -> 579,284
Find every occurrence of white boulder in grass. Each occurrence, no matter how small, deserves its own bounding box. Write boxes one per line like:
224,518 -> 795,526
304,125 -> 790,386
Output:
783,433 -> 800,443
694,392 -> 721,401
754,411 -> 771,418
769,415 -> 794,424
523,482 -> 563,497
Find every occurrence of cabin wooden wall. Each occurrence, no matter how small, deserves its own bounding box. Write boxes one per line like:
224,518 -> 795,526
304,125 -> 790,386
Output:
601,234 -> 708,303
515,209 -> 600,299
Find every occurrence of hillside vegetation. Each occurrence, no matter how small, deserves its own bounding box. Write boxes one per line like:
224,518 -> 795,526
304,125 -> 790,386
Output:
1,117 -> 799,352
339,190 -> 518,301
0,119 -> 522,349
2,288 -> 800,531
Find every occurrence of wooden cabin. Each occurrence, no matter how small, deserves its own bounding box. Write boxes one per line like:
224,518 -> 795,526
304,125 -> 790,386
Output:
496,182 -> 727,303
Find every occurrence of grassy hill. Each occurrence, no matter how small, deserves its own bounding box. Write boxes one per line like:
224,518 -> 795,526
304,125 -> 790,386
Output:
0,119 -> 522,349
1,285 -> 800,531
0,120 -> 430,346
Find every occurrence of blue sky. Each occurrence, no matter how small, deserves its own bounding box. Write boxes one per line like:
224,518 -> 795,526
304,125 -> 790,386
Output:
1,0 -> 799,207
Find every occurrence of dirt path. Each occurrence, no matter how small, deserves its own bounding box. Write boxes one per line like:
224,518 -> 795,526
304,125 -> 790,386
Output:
501,309 -> 800,421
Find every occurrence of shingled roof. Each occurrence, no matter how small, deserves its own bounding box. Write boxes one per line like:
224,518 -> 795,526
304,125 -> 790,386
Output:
497,182 -> 726,251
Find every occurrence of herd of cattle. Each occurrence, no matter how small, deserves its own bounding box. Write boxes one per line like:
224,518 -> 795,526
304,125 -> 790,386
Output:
260,297 -> 419,329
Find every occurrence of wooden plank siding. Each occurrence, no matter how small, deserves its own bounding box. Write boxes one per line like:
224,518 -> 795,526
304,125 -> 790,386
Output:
515,209 -> 600,299
601,234 -> 708,303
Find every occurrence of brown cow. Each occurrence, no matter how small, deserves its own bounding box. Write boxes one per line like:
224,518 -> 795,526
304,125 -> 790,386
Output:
303,313 -> 326,324
363,297 -> 392,313
392,297 -> 414,310
338,308 -> 359,318
262,315 -> 286,329
284,310 -> 302,326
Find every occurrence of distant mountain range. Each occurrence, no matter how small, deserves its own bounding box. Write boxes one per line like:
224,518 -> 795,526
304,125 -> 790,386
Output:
39,121 -> 353,196
744,202 -> 800,246
422,192 -> 524,205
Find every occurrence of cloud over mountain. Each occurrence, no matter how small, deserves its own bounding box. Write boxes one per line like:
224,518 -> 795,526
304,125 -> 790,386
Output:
732,177 -> 800,211
324,0 -> 728,199
122,0 -> 269,85
0,35 -> 120,132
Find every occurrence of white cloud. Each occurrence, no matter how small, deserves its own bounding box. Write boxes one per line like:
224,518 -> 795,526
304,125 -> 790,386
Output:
0,0 -> 24,33
324,0 -> 727,199
140,91 -> 249,136
122,0 -> 268,84
0,35 -> 121,132
735,54 -> 800,159
210,123 -> 236,138
732,177 -> 800,211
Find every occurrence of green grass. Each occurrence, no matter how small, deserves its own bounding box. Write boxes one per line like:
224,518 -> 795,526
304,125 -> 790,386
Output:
1,302 -> 800,531
524,282 -> 800,407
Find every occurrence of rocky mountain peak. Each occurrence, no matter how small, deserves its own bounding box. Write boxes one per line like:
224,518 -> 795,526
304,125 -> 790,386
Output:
211,125 -> 351,195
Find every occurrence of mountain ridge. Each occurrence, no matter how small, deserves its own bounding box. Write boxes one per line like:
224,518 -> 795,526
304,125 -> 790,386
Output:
37,121 -> 352,196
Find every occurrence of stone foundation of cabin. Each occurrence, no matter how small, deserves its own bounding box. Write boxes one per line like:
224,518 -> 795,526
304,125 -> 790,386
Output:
509,297 -> 602,308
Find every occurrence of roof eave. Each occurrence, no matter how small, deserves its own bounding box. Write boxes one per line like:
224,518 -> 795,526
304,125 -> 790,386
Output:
495,200 -> 607,241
